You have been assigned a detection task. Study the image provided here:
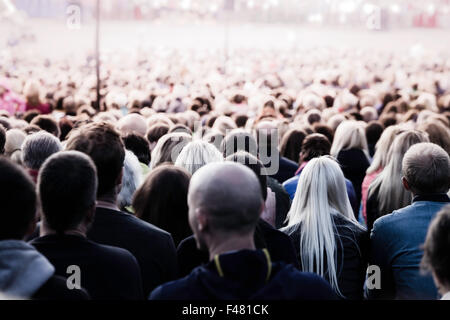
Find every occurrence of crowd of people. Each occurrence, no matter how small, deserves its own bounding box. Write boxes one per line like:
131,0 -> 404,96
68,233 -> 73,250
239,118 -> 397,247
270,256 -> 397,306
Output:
0,46 -> 450,300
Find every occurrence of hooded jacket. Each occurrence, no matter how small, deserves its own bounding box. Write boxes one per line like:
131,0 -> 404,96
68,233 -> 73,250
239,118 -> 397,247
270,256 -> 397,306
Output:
150,249 -> 336,300
0,240 -> 55,298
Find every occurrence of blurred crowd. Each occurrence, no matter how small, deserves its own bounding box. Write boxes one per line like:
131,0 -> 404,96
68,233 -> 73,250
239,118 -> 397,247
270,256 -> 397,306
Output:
0,46 -> 450,300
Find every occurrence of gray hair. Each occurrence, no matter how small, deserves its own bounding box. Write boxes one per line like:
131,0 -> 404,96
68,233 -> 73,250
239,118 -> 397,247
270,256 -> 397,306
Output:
22,131 -> 62,170
402,143 -> 450,195
118,150 -> 144,210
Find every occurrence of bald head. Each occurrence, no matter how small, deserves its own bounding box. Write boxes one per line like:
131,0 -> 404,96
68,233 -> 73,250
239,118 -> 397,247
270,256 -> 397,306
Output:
188,162 -> 263,236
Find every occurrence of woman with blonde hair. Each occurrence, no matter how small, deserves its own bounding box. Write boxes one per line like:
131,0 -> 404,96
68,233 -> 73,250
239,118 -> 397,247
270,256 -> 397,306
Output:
366,130 -> 429,230
282,156 -> 367,299
23,80 -> 51,114
331,120 -> 370,215
150,132 -> 191,169
360,125 -> 403,224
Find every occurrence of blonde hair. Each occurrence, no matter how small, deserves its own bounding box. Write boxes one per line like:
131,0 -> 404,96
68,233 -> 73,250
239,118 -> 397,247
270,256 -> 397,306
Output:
5,129 -> 27,165
366,125 -> 403,175
330,120 -> 369,159
175,140 -> 223,175
150,132 -> 191,169
369,130 -> 429,217
285,156 -> 364,297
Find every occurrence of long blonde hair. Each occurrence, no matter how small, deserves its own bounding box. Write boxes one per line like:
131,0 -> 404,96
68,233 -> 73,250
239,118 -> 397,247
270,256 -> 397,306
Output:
330,120 -> 369,159
368,130 -> 429,217
285,156 -> 364,297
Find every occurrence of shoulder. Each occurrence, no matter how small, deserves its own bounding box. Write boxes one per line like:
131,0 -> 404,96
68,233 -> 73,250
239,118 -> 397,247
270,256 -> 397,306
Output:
149,273 -> 196,300
33,275 -> 90,300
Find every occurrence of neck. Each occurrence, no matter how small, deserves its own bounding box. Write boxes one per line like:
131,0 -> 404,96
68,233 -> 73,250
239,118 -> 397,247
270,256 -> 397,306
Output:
40,222 -> 87,238
208,232 -> 255,260
96,192 -> 119,211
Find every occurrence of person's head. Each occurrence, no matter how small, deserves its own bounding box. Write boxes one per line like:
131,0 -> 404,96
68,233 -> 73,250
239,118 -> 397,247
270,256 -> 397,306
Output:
188,162 -> 264,252
312,123 -> 334,144
421,205 -> 450,295
365,121 -> 384,154
366,125 -> 403,174
0,158 -> 36,240
122,133 -> 151,166
175,140 -> 223,175
118,150 -> 144,211
133,164 -> 191,246
220,129 -> 258,159
38,151 -> 97,235
330,120 -> 368,158
150,132 -> 191,169
21,131 -> 62,171
117,113 -> 148,137
225,151 -> 268,201
146,123 -> 169,150
59,117 -> 74,141
402,143 -> 450,196
371,130 -> 430,216
417,121 -> 450,156
212,116 -> 237,135
0,125 -> 6,154
23,80 -> 42,106
30,115 -> 60,138
66,122 -> 125,199
5,128 -> 27,165
286,156 -> 361,296
23,110 -> 40,123
279,128 -> 307,164
299,133 -> 331,163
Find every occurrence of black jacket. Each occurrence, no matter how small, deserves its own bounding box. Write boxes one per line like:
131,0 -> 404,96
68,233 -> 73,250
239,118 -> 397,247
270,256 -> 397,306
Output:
33,275 -> 90,300
150,249 -> 336,300
267,177 -> 291,229
31,234 -> 144,300
283,214 -> 369,300
176,219 -> 299,278
87,207 -> 178,297
268,154 -> 298,184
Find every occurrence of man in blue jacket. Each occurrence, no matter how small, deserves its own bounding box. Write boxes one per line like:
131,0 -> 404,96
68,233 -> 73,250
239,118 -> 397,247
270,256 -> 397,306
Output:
150,162 -> 336,300
368,143 -> 450,299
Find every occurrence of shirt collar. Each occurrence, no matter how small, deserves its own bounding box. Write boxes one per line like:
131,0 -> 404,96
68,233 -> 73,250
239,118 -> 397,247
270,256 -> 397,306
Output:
412,194 -> 450,203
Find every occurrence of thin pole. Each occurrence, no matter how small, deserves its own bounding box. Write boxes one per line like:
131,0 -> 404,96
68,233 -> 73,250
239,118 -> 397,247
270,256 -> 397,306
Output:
95,0 -> 101,110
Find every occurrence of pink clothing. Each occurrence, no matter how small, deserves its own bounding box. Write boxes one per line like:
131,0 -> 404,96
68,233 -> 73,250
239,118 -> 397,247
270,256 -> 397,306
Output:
0,82 -> 26,116
26,102 -> 51,115
361,168 -> 383,223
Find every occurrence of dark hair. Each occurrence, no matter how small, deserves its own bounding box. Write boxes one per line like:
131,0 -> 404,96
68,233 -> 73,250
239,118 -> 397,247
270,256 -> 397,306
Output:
312,123 -> 334,144
23,109 -> 41,123
0,157 -> 36,240
146,123 -> 169,144
301,133 -> 331,162
365,121 -> 384,157
233,114 -> 248,128
379,114 -> 397,128
59,117 -> 74,141
225,151 -> 268,200
38,151 -> 97,233
66,122 -> 125,197
132,165 -> 191,246
221,130 -> 258,158
421,205 -> 450,289
0,125 -> 6,154
122,133 -> 151,165
31,115 -> 61,137
280,129 -> 307,164
23,124 -> 42,135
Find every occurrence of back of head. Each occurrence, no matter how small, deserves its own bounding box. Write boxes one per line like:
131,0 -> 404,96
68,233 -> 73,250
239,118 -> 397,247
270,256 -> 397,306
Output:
66,122 -> 125,198
0,157 -> 36,240
175,140 -> 223,175
150,132 -> 191,169
402,143 -> 450,195
133,164 -> 191,245
0,125 -> 5,154
330,120 -> 368,158
221,129 -> 258,159
417,121 -> 450,156
31,115 -> 60,138
38,151 -> 98,233
5,129 -> 27,164
188,162 -> 263,237
21,131 -> 62,170
122,133 -> 151,165
365,121 -> 384,146
280,129 -> 307,164
117,113 -> 147,137
300,133 -> 331,162
146,123 -> 169,146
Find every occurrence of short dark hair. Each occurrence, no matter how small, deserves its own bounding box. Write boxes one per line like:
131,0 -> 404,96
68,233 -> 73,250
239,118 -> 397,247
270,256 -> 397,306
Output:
313,123 -> 334,144
0,157 -> 36,240
31,115 -> 61,137
221,130 -> 258,159
225,151 -> 268,200
59,117 -> 74,141
38,151 -> 97,233
66,122 -> 125,197
0,125 -> 6,154
365,121 -> 384,146
122,133 -> 151,165
301,133 -> 331,162
133,165 -> 191,246
146,123 -> 169,144
421,205 -> 450,288
23,109 -> 41,123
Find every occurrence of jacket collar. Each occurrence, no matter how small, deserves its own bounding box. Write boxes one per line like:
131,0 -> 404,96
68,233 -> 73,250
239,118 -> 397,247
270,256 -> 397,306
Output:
412,194 -> 450,203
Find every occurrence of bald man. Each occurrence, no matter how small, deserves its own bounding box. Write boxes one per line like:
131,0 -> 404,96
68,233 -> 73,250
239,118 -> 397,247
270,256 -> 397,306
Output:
150,162 -> 336,300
